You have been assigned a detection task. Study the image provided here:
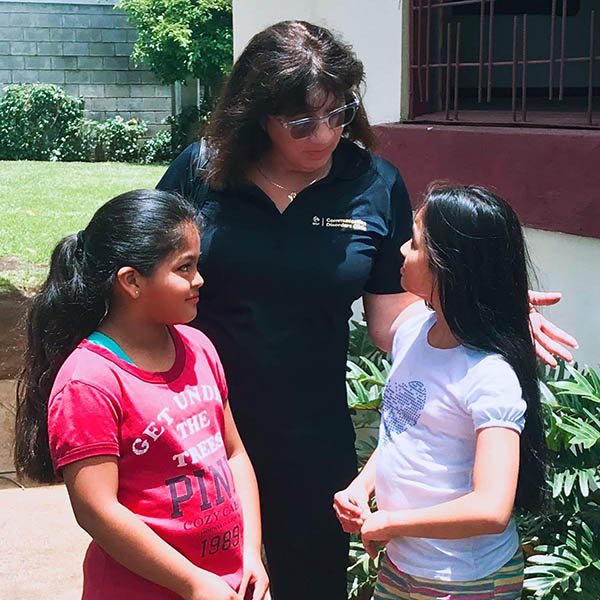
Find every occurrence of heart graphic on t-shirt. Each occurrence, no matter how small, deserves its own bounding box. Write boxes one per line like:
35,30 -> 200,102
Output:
382,380 -> 426,439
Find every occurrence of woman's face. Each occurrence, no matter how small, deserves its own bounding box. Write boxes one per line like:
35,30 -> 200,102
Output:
264,88 -> 346,173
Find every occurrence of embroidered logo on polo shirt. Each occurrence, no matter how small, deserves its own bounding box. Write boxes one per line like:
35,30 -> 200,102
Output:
312,216 -> 367,231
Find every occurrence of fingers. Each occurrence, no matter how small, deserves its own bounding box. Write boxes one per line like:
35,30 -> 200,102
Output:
528,291 -> 562,306
334,501 -> 363,519
362,536 -> 379,560
333,491 -> 364,514
333,496 -> 367,533
539,317 -> 578,350
252,578 -> 269,600
333,506 -> 364,533
529,309 -> 578,367
338,518 -> 364,533
536,329 -> 574,364
238,571 -> 250,600
534,339 -> 558,368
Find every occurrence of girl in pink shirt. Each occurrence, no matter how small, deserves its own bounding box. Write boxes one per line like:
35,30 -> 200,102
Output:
15,190 -> 269,600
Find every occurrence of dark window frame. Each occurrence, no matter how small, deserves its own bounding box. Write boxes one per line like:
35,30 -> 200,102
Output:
407,0 -> 599,128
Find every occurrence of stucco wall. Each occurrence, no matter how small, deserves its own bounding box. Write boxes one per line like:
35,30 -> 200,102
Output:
524,228 -> 600,369
0,0 -> 171,134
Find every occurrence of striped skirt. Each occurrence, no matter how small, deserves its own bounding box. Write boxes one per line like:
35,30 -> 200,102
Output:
373,548 -> 524,600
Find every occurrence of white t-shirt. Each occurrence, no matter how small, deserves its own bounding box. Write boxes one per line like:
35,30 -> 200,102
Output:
376,309 -> 527,581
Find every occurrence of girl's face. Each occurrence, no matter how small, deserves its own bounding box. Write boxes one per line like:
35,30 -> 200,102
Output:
264,88 -> 345,173
138,222 -> 203,325
400,209 -> 436,303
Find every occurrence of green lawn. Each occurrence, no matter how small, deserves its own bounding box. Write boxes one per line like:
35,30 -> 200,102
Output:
0,161 -> 168,292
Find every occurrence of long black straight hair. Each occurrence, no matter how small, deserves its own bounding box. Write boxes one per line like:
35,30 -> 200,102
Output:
14,189 -> 199,483
421,185 -> 546,513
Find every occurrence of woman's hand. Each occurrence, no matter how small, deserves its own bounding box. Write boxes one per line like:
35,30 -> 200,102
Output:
239,551 -> 270,600
528,291 -> 578,367
360,510 -> 394,559
333,485 -> 371,533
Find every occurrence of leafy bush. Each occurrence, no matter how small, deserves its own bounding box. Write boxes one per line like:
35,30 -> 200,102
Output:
521,363 -> 600,600
96,116 -> 147,162
0,84 -> 86,161
59,118 -> 102,162
345,319 -> 600,600
141,128 -> 173,164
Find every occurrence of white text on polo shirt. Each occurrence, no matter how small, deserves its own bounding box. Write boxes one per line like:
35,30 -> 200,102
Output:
312,215 -> 367,231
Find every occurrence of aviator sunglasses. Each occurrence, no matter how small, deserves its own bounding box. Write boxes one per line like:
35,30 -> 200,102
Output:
277,96 -> 360,139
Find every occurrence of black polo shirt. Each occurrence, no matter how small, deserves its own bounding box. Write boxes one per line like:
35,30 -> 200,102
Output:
157,139 -> 412,461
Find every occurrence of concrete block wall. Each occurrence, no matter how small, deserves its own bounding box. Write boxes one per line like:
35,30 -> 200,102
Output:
0,0 -> 172,135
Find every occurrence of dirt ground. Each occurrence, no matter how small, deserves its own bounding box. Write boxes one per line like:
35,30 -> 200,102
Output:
0,286 -> 30,472
0,287 -> 30,380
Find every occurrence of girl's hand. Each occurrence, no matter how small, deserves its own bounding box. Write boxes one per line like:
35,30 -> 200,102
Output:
528,291 -> 578,367
360,510 -> 394,559
187,571 -> 242,600
239,551 -> 270,600
333,485 -> 371,533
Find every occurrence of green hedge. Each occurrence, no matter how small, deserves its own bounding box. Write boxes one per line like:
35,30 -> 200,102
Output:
0,83 -> 172,163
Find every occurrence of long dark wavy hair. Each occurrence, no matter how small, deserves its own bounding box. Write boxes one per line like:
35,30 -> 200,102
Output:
421,185 -> 546,513
203,20 -> 375,189
14,190 -> 199,483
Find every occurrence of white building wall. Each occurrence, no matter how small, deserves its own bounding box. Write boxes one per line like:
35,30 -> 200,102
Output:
524,228 -> 600,370
233,0 -> 599,368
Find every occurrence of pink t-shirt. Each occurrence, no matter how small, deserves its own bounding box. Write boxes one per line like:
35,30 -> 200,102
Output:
48,325 -> 244,599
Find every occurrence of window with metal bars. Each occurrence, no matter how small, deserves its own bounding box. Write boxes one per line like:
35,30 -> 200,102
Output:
408,0 -> 599,128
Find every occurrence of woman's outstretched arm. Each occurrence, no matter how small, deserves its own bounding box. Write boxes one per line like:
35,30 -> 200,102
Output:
365,290 -> 578,366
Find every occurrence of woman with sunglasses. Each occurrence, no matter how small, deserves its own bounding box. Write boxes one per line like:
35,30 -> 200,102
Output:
157,20 -> 575,600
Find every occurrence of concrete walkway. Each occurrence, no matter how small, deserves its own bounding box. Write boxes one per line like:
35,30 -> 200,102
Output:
0,481 -> 90,600
1,379 -> 90,600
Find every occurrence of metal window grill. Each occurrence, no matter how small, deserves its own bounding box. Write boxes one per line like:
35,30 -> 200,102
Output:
408,0 -> 599,128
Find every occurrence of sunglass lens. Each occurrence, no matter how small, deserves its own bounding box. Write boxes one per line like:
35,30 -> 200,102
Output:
328,104 -> 358,129
290,122 -> 317,139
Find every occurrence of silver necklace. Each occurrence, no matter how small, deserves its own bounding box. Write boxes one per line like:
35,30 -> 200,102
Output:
256,162 -> 329,203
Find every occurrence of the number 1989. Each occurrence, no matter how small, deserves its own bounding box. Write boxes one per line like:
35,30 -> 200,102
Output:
200,525 -> 241,557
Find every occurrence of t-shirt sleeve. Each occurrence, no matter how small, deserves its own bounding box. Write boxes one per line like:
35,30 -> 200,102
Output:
48,380 -> 121,473
466,358 -> 527,433
156,143 -> 199,198
364,170 -> 413,294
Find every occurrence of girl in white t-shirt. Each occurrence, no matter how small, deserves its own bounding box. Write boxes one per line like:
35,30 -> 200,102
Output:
334,185 -> 546,599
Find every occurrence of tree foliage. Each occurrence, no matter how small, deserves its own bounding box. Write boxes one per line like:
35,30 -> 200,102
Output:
117,0 -> 233,88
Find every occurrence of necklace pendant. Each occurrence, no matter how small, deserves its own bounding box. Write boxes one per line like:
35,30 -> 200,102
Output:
288,191 -> 297,202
